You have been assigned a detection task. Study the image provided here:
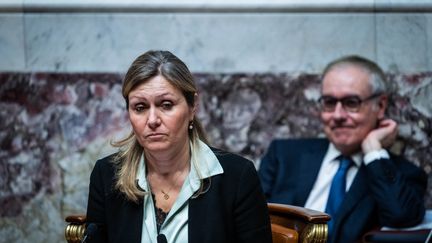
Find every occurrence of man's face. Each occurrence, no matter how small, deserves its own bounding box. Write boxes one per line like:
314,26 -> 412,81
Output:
320,65 -> 386,155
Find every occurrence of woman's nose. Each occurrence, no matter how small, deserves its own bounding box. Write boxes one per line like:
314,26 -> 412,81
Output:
147,107 -> 161,128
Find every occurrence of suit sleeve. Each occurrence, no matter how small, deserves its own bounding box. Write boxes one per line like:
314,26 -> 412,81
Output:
234,160 -> 273,243
365,156 -> 427,227
258,141 -> 279,199
86,159 -> 109,243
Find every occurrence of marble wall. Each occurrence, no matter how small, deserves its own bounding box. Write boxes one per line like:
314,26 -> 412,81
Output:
0,71 -> 431,242
2,9 -> 432,73
1,1 -> 432,242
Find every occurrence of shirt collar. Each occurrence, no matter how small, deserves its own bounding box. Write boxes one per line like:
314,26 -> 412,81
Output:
136,155 -> 148,192
323,143 -> 362,167
188,139 -> 224,191
136,139 -> 224,193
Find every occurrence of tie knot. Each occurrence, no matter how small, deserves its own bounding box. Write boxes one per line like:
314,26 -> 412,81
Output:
339,156 -> 352,170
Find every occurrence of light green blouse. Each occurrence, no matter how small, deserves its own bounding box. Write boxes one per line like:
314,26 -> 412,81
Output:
136,140 -> 224,243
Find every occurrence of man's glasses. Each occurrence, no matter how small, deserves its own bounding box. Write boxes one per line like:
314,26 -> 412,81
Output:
318,93 -> 381,113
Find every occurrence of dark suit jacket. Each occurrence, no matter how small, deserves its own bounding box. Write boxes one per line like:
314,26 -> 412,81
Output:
258,138 -> 427,243
86,150 -> 272,243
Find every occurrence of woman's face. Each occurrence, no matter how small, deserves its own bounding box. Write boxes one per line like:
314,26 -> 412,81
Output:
127,75 -> 195,155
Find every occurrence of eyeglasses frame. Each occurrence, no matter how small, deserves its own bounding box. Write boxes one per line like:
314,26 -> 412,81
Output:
318,93 -> 383,113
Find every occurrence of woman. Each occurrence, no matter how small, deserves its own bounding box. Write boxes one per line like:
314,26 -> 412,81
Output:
86,50 -> 272,243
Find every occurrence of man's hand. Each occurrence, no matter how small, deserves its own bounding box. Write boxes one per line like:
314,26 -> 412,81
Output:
362,119 -> 398,154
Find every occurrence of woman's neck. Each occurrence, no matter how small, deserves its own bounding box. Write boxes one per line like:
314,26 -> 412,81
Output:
145,140 -> 192,212
145,140 -> 191,176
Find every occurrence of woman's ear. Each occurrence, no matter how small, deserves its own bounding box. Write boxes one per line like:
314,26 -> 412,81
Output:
190,93 -> 198,119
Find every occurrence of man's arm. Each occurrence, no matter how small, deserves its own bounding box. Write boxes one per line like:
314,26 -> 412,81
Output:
365,156 -> 427,227
362,118 -> 427,227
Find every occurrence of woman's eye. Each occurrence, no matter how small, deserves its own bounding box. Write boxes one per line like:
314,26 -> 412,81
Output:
161,101 -> 173,110
134,104 -> 147,112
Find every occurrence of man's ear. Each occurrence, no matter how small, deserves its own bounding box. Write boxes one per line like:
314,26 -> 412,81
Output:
377,95 -> 388,119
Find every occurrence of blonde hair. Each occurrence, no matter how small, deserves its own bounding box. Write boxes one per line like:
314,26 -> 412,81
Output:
112,50 -> 208,203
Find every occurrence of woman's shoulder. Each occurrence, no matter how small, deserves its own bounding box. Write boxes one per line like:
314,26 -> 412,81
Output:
93,152 -> 120,172
210,147 -> 255,171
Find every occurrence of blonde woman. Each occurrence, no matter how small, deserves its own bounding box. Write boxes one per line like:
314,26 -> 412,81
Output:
85,50 -> 272,243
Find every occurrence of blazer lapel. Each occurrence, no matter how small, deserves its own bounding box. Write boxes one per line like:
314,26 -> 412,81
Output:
296,140 -> 329,206
332,165 -> 368,230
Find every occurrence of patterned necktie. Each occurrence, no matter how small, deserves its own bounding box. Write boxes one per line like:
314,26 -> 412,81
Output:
325,156 -> 353,235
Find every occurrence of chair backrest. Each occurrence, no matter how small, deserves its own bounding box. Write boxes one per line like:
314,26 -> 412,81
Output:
268,203 -> 330,243
65,203 -> 330,243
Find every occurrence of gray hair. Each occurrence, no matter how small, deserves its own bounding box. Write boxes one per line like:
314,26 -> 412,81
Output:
322,55 -> 388,95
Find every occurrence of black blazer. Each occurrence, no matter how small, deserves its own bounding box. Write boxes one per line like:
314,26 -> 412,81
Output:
86,150 -> 272,243
258,138 -> 427,243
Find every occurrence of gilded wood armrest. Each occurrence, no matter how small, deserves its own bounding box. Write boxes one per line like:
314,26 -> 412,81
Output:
65,215 -> 87,243
268,203 -> 331,243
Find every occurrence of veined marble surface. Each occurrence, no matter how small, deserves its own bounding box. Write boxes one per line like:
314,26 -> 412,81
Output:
0,71 -> 431,242
1,3 -> 431,242
2,12 -> 432,73
0,14 -> 25,71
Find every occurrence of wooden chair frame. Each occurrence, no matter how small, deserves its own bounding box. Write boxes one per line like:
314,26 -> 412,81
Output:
65,203 -> 330,243
268,203 -> 330,243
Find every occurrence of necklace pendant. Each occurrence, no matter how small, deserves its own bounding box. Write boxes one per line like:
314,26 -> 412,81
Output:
161,190 -> 170,200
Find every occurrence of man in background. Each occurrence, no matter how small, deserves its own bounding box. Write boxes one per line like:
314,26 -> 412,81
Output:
258,55 -> 427,243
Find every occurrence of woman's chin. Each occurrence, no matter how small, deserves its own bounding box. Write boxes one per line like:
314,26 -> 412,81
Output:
143,142 -> 170,152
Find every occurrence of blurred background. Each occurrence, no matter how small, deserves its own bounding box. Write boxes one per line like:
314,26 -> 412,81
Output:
1,0 -> 431,242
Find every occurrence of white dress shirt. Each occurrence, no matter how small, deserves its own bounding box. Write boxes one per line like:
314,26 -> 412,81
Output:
304,143 -> 390,212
